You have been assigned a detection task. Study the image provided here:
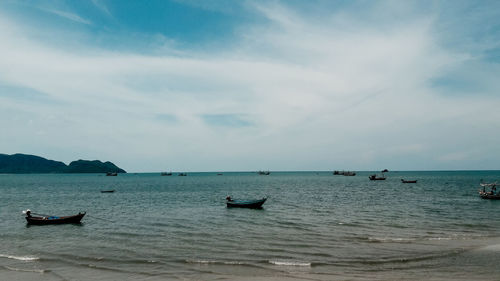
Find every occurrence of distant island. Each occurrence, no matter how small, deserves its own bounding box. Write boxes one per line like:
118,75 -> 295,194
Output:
0,153 -> 126,174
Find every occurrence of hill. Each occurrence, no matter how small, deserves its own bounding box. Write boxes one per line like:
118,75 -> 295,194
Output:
66,159 -> 126,173
0,153 -> 126,174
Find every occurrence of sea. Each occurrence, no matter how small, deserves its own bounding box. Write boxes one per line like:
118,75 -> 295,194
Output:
1,171 -> 500,281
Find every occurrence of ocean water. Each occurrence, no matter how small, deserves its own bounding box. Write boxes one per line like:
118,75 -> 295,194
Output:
1,171 -> 500,280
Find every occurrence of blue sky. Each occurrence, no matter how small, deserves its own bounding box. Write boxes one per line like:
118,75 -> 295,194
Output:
1,0 -> 500,172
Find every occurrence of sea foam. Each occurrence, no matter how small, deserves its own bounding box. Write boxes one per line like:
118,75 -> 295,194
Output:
0,254 -> 39,261
268,260 -> 311,266
4,266 -> 45,273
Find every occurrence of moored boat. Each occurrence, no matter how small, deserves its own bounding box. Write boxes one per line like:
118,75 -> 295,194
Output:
161,172 -> 172,176
226,197 -> 267,209
106,172 -> 117,176
100,190 -> 115,193
479,192 -> 500,200
369,174 -> 386,181
333,170 -> 356,176
401,179 -> 417,183
479,181 -> 499,200
25,210 -> 86,225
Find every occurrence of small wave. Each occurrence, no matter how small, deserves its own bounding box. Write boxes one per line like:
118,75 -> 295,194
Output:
0,254 -> 39,261
4,266 -> 46,273
356,250 -> 464,266
185,259 -> 248,265
367,236 -> 460,243
42,253 -> 159,266
480,244 -> 500,251
268,260 -> 311,267
426,237 -> 452,241
368,237 -> 415,243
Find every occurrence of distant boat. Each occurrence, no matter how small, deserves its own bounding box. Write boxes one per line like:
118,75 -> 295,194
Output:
369,174 -> 386,181
333,170 -> 356,176
106,172 -> 117,176
401,179 -> 417,183
217,173 -> 223,176
161,172 -> 172,176
178,173 -> 187,176
479,192 -> 500,200
100,190 -> 115,193
226,197 -> 267,209
25,211 -> 86,225
479,181 -> 500,199
258,171 -> 270,175
381,169 -> 389,173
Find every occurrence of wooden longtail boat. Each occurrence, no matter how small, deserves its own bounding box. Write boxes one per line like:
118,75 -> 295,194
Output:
100,190 -> 115,193
479,191 -> 500,200
226,198 -> 267,209
401,179 -> 417,183
369,174 -> 386,181
479,181 -> 499,200
26,212 -> 86,225
333,171 -> 356,176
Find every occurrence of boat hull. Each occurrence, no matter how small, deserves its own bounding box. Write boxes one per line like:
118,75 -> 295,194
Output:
369,174 -> 386,181
479,193 -> 500,200
401,179 -> 417,183
227,198 -> 267,209
26,213 -> 86,225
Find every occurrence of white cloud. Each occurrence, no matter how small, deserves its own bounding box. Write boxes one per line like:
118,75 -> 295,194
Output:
40,8 -> 92,25
1,2 -> 499,171
91,0 -> 112,17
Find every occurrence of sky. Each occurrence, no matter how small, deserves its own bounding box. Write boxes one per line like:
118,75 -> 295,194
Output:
1,0 -> 500,172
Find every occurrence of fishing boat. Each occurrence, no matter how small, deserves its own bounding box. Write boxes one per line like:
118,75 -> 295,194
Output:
258,171 -> 270,175
333,170 -> 356,176
226,197 -> 267,209
161,172 -> 172,176
369,174 -> 386,181
178,173 -> 187,176
479,192 -> 500,200
401,179 -> 417,183
479,181 -> 500,200
24,210 -> 86,225
100,190 -> 115,193
106,172 -> 117,176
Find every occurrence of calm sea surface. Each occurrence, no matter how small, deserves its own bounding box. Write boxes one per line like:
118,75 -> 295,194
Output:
1,171 -> 500,280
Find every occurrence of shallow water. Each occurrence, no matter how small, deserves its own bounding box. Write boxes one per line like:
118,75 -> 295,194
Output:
1,171 -> 500,280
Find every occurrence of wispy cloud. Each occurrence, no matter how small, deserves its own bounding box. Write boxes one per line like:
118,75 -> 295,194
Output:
0,1 -> 499,171
202,114 -> 252,127
39,7 -> 92,25
91,0 -> 112,17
